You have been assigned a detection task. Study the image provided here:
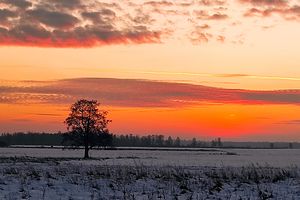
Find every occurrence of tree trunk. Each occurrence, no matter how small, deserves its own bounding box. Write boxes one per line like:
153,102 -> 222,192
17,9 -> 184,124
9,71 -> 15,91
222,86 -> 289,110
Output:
84,144 -> 89,159
84,131 -> 89,159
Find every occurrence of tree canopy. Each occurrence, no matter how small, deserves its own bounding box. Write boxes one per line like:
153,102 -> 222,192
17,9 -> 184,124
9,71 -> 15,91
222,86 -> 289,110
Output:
63,99 -> 112,158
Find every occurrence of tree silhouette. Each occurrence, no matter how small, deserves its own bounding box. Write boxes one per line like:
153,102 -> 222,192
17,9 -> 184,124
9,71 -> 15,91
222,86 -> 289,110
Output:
63,99 -> 112,158
191,138 -> 197,147
174,137 -> 181,147
165,136 -> 173,147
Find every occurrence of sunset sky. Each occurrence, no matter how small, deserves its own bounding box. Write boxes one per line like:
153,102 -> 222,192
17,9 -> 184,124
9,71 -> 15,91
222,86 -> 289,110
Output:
0,0 -> 300,141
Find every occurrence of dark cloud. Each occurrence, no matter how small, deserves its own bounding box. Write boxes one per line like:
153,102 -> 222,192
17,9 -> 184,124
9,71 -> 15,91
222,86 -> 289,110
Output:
8,24 -> 50,39
81,9 -> 116,24
238,0 -> 288,7
0,9 -> 16,18
1,78 -> 300,107
0,0 -> 295,47
0,24 -> 161,47
50,0 -> 83,10
27,9 -> 79,29
0,0 -> 163,47
0,9 -> 17,25
0,0 -> 32,9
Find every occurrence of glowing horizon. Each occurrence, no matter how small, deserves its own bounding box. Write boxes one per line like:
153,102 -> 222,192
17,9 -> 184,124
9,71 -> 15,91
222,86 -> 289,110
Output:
0,0 -> 300,141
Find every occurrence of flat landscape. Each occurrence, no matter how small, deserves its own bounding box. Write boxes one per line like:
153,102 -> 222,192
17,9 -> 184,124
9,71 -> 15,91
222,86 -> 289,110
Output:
1,0 -> 300,199
1,147 -> 300,167
1,148 -> 300,199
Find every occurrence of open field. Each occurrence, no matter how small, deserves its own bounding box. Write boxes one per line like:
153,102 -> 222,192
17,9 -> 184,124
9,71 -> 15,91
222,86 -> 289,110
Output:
1,148 -> 300,199
1,147 -> 300,167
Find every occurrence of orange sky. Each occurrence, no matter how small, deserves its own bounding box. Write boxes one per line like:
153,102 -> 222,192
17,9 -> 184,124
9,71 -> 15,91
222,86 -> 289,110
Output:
0,0 -> 300,141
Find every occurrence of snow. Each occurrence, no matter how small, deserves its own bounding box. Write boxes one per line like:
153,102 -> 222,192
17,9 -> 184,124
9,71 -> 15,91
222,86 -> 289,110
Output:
1,147 -> 300,167
0,148 -> 300,199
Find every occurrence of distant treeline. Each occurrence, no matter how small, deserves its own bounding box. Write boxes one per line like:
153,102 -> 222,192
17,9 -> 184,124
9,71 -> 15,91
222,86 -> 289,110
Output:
113,135 -> 207,147
0,132 -> 63,146
0,132 -> 299,149
0,132 -> 218,148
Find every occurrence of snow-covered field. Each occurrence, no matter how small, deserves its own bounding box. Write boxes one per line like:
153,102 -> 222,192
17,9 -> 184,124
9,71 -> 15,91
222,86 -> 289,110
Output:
1,147 -> 300,167
1,148 -> 300,199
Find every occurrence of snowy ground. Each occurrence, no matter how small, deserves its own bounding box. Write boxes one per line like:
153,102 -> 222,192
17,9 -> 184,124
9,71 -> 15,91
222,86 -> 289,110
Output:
0,148 -> 300,199
1,147 -> 300,167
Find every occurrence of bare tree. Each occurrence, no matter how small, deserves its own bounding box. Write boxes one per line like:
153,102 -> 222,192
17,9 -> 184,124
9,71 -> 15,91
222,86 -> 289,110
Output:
63,99 -> 112,158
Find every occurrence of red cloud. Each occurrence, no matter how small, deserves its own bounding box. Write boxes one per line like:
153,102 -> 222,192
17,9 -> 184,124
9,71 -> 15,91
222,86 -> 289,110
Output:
2,0 -> 296,47
1,78 -> 300,107
0,0 -> 163,47
0,26 -> 162,47
244,6 -> 300,20
240,0 -> 300,21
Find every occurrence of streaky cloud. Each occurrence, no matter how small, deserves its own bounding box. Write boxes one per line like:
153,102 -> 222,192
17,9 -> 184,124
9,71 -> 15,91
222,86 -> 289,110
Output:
0,78 -> 299,107
134,71 -> 300,81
